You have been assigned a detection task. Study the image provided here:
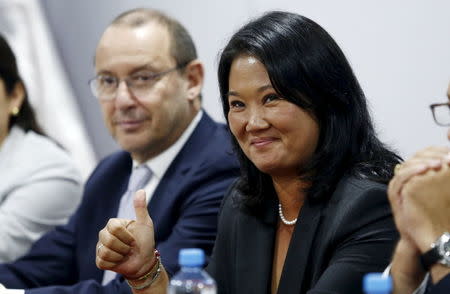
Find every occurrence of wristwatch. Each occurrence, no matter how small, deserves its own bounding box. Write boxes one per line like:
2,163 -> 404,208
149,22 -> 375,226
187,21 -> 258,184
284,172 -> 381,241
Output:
420,232 -> 450,270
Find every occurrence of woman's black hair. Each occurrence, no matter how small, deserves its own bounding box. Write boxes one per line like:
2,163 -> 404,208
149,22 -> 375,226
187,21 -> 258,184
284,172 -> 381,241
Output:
0,34 -> 44,134
218,11 -> 401,209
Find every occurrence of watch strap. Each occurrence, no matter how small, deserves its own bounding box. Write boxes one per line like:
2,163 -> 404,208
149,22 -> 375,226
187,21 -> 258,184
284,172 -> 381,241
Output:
420,247 -> 441,270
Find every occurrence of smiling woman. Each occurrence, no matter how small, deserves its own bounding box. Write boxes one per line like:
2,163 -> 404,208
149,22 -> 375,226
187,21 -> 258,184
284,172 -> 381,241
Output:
94,10 -> 403,294
227,54 -> 320,178
209,11 -> 403,294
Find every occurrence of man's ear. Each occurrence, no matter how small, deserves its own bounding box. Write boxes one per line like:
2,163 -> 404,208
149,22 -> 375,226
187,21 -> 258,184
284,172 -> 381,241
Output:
184,59 -> 204,101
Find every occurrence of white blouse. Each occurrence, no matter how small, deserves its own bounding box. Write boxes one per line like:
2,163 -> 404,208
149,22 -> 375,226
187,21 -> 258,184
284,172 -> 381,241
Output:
0,126 -> 82,262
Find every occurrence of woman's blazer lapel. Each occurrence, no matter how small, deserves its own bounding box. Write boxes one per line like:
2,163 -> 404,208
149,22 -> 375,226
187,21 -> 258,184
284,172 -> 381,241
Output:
232,195 -> 323,294
277,199 -> 323,294
234,197 -> 278,294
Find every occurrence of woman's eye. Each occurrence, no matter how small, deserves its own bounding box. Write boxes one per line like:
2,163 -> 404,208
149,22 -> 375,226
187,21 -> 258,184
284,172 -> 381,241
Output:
229,100 -> 245,109
263,94 -> 282,103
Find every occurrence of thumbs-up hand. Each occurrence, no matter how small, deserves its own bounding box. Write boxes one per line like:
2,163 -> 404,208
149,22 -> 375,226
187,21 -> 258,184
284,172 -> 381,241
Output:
96,190 -> 156,279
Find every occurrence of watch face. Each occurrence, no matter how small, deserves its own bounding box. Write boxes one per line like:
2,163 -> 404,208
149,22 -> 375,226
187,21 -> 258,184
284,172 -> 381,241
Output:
444,242 -> 450,253
438,233 -> 450,266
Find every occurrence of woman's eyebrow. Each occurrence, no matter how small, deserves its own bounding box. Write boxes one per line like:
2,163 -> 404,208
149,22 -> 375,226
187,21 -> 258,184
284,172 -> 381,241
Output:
226,84 -> 273,98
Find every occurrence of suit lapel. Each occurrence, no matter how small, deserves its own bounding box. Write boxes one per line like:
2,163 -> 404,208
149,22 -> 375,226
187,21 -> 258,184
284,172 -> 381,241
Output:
148,112 -> 216,226
235,197 -> 278,294
277,199 -> 323,294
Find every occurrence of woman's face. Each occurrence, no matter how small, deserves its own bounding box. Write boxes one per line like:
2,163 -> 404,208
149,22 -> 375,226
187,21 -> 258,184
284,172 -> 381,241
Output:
0,79 -> 23,146
227,55 -> 320,177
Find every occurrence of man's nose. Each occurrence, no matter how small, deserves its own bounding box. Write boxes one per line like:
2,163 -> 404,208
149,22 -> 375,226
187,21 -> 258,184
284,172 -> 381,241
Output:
115,80 -> 136,107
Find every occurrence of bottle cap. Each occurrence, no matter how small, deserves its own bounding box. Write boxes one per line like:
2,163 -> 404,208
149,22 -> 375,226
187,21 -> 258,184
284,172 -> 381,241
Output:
179,248 -> 205,267
363,273 -> 392,293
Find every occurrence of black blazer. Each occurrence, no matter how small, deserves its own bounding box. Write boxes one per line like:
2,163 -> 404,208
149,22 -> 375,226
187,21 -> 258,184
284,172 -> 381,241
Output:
207,175 -> 399,294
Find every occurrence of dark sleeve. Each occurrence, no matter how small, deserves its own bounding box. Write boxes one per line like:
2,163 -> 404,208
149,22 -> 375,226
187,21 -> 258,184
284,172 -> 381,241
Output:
0,152 -> 134,294
2,210 -> 135,294
205,180 -> 239,294
430,274 -> 450,294
0,212 -> 130,294
0,212 -> 79,289
0,213 -> 130,294
23,279 -> 131,294
308,184 -> 399,294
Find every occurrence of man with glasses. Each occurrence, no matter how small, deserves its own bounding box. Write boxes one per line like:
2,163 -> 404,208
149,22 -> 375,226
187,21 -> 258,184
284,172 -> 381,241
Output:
0,8 -> 238,294
388,83 -> 450,294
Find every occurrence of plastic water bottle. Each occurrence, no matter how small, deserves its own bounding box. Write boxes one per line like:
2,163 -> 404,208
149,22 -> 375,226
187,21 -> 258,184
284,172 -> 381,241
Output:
168,248 -> 217,294
363,273 -> 392,294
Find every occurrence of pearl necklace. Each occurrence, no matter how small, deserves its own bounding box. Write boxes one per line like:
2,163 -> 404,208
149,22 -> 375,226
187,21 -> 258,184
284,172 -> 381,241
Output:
278,203 -> 297,226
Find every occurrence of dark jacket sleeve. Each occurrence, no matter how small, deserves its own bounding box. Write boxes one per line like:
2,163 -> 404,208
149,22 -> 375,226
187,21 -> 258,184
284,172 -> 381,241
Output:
430,274 -> 450,294
0,153 -> 134,294
205,180 -> 240,294
308,181 -> 399,294
0,213 -> 79,288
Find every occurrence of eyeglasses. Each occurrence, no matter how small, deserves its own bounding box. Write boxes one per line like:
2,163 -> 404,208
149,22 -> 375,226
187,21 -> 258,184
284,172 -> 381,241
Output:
430,102 -> 450,126
88,63 -> 187,100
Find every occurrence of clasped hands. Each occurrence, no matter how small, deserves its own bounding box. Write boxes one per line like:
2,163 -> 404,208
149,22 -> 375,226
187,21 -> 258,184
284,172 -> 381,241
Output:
388,146 -> 450,252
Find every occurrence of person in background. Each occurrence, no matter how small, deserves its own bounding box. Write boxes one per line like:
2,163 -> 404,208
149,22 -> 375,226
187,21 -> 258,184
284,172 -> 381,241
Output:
389,82 -> 450,294
0,8 -> 238,294
0,34 -> 82,263
96,11 -> 401,294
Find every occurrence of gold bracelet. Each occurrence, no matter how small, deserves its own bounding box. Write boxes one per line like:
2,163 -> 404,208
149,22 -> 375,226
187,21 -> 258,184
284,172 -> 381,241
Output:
126,249 -> 161,290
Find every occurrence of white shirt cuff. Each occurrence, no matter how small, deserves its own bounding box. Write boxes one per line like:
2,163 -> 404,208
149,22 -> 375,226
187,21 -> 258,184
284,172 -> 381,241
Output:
382,263 -> 429,294
0,284 -> 25,294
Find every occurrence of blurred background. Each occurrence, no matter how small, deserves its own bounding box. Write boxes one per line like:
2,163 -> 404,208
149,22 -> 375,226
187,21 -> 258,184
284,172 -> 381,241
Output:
1,0 -> 449,178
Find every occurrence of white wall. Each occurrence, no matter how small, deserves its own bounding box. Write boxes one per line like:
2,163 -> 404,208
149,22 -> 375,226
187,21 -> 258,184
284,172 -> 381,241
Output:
43,0 -> 450,160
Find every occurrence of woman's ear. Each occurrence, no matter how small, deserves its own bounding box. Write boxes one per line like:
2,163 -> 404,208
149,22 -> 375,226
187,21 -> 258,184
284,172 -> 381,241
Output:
9,82 -> 25,115
184,59 -> 204,102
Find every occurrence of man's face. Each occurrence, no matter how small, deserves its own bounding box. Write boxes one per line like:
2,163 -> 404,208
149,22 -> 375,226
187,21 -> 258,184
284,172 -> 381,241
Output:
95,23 -> 192,162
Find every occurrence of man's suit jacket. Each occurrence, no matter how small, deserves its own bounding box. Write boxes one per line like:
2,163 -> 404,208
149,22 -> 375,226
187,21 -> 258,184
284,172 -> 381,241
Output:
0,113 -> 239,294
431,274 -> 450,293
207,175 -> 399,294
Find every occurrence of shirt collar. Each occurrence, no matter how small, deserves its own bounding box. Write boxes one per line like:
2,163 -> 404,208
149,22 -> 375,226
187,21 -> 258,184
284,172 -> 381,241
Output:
0,125 -> 25,155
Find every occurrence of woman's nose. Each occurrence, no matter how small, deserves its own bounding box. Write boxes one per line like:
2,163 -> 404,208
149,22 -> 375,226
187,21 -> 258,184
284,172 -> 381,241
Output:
245,109 -> 269,132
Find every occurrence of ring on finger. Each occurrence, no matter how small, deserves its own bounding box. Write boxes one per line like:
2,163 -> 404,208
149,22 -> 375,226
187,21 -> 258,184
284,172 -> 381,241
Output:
126,220 -> 136,229
97,243 -> 104,254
